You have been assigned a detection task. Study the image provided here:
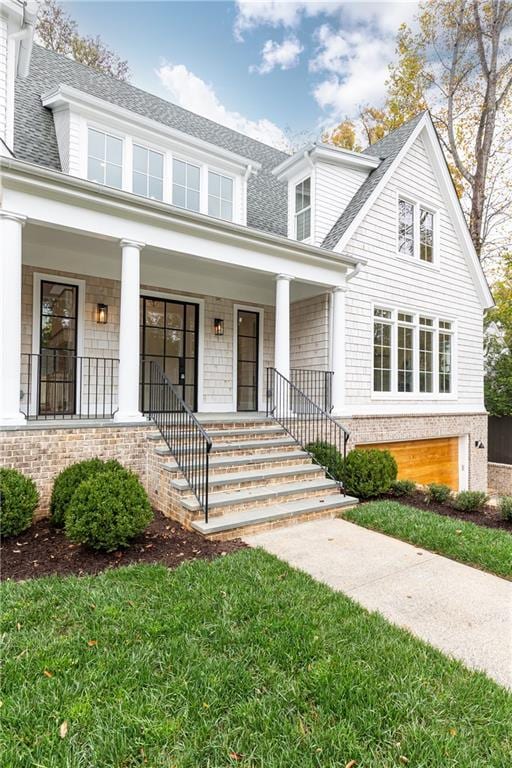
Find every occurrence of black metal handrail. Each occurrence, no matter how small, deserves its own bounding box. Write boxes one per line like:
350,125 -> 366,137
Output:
20,352 -> 118,420
290,369 -> 333,412
144,360 -> 212,522
266,367 -> 349,493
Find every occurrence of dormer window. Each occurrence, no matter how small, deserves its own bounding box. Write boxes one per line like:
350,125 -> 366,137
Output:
172,159 -> 200,212
295,177 -> 311,241
87,128 -> 122,189
208,171 -> 233,221
133,144 -> 164,201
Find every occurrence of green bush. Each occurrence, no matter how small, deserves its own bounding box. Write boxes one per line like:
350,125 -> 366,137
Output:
424,483 -> 452,505
452,490 -> 488,513
305,441 -> 344,480
0,468 -> 39,537
390,479 -> 416,497
50,458 -> 123,526
342,449 -> 397,499
498,496 -> 512,521
65,467 -> 153,551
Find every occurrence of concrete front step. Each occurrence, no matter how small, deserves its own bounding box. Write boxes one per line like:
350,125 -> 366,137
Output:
162,449 -> 312,476
149,426 -> 285,443
171,463 -> 324,493
191,494 -> 358,538
155,436 -> 297,457
182,477 -> 339,515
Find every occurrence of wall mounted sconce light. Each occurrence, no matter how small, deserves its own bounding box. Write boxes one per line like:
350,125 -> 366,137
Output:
96,303 -> 108,324
475,440 -> 485,449
214,318 -> 224,336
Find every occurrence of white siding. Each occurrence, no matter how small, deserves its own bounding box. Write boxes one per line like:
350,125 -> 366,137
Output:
342,132 -> 484,415
290,293 -> 329,369
0,14 -> 7,147
314,162 -> 369,246
52,109 -> 70,173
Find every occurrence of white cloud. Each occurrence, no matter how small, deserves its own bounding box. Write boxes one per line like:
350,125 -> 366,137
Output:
156,62 -> 290,150
234,1 -> 337,40
311,25 -> 393,120
250,35 -> 303,74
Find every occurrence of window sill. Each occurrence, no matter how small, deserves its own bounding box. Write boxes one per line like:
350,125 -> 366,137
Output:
371,392 -> 457,401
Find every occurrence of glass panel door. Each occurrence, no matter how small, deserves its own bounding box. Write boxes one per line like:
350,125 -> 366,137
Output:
140,297 -> 199,411
237,310 -> 259,411
39,280 -> 78,416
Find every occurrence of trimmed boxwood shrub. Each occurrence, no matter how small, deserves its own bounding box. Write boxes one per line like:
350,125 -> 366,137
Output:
342,448 -> 397,499
65,467 -> 153,551
305,441 -> 344,481
0,468 -> 39,537
452,490 -> 488,513
425,483 -> 452,505
390,479 -> 416,497
50,458 -> 124,526
498,496 -> 512,521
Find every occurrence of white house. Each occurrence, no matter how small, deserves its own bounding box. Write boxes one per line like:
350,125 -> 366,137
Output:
0,1 -> 493,536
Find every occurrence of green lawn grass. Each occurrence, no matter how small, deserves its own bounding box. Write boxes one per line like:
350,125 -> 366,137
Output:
343,501 -> 512,579
1,550 -> 511,767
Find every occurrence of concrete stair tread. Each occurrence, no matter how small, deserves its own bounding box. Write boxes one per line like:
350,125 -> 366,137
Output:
183,477 -> 338,512
155,436 -> 295,456
162,449 -> 309,472
191,494 -> 358,535
171,463 -> 321,491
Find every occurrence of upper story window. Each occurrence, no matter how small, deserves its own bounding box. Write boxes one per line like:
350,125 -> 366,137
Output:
87,128 -> 123,189
295,177 -> 311,241
172,159 -> 200,212
398,197 -> 436,264
133,144 -> 164,201
373,308 -> 454,396
208,171 -> 233,221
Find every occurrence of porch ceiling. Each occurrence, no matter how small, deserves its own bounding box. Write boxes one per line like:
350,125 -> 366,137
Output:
22,223 -> 331,304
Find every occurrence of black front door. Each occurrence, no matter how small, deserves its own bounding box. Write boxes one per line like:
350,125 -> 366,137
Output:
237,310 -> 259,411
140,296 -> 199,411
39,280 -> 78,416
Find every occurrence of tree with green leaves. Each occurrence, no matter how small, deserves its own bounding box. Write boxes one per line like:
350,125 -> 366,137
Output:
484,253 -> 512,415
36,0 -> 129,81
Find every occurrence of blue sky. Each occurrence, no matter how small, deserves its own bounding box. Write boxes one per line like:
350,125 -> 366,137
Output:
63,1 -> 418,149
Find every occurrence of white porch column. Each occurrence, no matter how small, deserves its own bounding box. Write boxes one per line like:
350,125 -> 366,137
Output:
115,239 -> 145,422
330,286 -> 346,416
274,274 -> 292,380
0,211 -> 26,426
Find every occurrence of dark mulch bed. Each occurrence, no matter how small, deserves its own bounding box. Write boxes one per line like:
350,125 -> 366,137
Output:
0,511 -> 246,582
381,491 -> 512,532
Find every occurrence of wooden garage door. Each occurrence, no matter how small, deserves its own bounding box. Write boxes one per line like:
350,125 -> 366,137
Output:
357,437 -> 459,490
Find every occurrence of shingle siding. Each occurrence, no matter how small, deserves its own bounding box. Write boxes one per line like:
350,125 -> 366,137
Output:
14,45 -> 289,237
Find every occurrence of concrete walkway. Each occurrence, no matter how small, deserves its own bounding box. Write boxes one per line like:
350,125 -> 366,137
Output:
244,518 -> 512,689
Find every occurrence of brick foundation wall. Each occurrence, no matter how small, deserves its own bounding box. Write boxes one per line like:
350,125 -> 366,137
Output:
0,422 -> 154,517
488,462 -> 512,496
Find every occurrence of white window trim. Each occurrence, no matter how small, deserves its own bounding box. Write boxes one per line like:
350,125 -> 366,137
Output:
371,303 -> 457,400
171,155 -> 202,214
86,123 -> 126,190
396,191 -> 440,269
132,142 -> 166,202
294,175 -> 312,243
232,304 -> 265,412
207,166 -> 237,223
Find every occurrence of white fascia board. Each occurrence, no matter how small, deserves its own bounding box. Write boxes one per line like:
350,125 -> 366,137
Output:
41,84 -> 262,175
272,142 -> 380,181
0,156 -> 365,276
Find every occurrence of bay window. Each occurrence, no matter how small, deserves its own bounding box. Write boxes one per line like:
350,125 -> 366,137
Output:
133,144 -> 164,200
295,177 -> 311,241
172,159 -> 200,212
208,171 -> 233,221
87,128 -> 123,189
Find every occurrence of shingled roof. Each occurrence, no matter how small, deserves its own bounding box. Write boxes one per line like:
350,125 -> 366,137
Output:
321,112 -> 427,250
13,45 -> 289,237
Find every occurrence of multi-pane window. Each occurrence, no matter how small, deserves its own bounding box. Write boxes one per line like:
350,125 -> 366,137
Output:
133,145 -> 164,200
87,128 -> 123,189
172,159 -> 200,212
439,320 -> 453,393
397,313 -> 414,392
295,177 -> 311,241
373,309 -> 392,392
420,209 -> 434,262
398,199 -> 414,256
208,171 -> 233,221
419,316 -> 434,393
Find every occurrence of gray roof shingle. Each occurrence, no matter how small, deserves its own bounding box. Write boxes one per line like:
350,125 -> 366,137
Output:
321,112 -> 426,250
14,45 -> 289,237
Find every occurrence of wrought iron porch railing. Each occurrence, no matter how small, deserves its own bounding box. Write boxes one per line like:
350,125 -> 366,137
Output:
20,352 -> 118,420
266,367 -> 349,493
144,360 -> 212,523
290,369 -> 333,412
